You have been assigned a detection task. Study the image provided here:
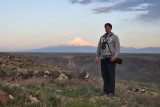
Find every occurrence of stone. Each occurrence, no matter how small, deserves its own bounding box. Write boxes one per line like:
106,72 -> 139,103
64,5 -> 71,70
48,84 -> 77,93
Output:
90,96 -> 100,103
55,89 -> 64,93
29,95 -> 40,103
85,73 -> 89,80
55,74 -> 68,82
45,70 -> 50,74
33,94 -> 41,100
9,95 -> 14,99
0,90 -> 9,104
9,83 -> 20,88
34,71 -> 38,74
78,70 -> 88,80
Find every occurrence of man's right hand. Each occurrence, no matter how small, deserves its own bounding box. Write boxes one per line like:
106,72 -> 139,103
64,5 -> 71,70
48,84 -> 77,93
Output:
95,59 -> 98,64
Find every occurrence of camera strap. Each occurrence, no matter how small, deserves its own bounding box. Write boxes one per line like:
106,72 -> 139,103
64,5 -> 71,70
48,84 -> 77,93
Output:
104,34 -> 113,55
106,42 -> 113,55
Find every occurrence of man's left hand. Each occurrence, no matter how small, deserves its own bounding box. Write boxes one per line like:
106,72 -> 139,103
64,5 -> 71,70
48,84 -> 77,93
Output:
110,57 -> 116,62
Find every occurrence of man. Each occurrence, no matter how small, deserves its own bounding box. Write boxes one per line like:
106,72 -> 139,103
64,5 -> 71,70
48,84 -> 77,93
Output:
95,23 -> 120,97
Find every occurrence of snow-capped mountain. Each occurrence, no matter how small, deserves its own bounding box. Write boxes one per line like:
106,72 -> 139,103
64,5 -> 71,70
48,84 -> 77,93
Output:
17,37 -> 160,53
21,37 -> 97,53
64,37 -> 96,47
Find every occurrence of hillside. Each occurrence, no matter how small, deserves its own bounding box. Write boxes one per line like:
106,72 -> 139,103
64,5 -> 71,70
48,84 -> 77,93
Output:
0,53 -> 160,107
11,53 -> 160,83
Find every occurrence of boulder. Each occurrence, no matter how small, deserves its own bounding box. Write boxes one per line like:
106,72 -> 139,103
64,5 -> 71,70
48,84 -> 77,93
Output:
44,70 -> 50,75
66,72 -> 77,79
0,90 -> 9,104
85,72 -> 90,81
9,95 -> 14,100
9,83 -> 20,88
78,70 -> 89,81
29,95 -> 40,103
25,95 -> 40,104
55,74 -> 68,82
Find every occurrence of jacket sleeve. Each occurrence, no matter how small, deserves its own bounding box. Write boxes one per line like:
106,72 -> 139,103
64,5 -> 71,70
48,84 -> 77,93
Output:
96,38 -> 101,60
113,35 -> 120,58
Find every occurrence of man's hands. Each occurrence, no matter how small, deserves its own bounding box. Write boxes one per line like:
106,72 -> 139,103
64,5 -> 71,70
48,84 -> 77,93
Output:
110,57 -> 116,62
95,59 -> 98,64
95,57 -> 115,64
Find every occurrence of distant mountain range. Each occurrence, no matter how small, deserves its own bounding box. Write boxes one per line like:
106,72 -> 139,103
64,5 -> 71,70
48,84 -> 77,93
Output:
18,37 -> 160,53
120,47 -> 160,53
21,46 -> 160,53
23,45 -> 96,53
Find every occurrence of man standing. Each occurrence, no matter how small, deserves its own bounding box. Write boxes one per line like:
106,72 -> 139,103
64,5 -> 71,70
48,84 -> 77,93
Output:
95,23 -> 120,97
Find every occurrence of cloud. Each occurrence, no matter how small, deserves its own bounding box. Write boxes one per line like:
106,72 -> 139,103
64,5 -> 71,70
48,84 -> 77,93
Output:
69,0 -> 160,21
69,0 -> 94,5
61,34 -> 70,37
122,18 -> 134,21
92,6 -> 113,13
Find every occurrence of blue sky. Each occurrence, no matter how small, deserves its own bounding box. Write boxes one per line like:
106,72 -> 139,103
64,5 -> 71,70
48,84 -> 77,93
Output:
0,0 -> 160,51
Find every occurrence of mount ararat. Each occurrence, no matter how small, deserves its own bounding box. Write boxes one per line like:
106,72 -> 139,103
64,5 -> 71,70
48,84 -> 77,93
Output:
21,37 -> 160,53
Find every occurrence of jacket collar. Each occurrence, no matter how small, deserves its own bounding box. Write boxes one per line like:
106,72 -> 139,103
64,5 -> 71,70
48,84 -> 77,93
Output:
103,32 -> 113,38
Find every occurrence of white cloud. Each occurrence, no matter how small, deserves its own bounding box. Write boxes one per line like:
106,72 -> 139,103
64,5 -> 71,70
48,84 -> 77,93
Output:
61,34 -> 70,37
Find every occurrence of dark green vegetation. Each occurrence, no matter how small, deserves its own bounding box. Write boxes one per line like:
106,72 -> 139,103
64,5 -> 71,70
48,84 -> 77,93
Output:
11,52 -> 160,83
0,80 -> 160,107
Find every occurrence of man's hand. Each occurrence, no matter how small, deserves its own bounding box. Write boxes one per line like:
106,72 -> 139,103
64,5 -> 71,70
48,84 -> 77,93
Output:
110,57 -> 116,62
95,59 -> 98,64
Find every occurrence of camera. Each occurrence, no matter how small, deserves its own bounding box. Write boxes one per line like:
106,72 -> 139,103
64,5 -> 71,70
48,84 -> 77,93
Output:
115,58 -> 123,64
104,57 -> 123,64
101,42 -> 107,49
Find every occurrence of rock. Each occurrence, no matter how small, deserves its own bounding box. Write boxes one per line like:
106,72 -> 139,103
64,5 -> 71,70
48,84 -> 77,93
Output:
21,87 -> 25,90
45,70 -> 50,74
142,88 -> 145,93
90,96 -> 100,103
9,95 -> 14,99
44,75 -> 49,79
36,71 -> 44,77
34,71 -> 38,74
9,83 -> 20,88
134,88 -> 140,92
33,94 -> 41,100
0,90 -> 9,104
55,74 -> 68,82
55,89 -> 64,93
8,56 -> 15,60
50,71 -> 60,78
66,72 -> 77,79
85,72 -> 89,80
29,95 -> 40,103
2,83 -> 10,87
78,70 -> 88,81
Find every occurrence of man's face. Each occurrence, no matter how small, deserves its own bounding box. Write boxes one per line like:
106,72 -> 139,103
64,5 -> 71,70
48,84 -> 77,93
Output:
105,25 -> 112,33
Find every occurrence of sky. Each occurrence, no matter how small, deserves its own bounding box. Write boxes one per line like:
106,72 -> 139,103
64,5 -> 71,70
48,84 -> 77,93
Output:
0,0 -> 160,51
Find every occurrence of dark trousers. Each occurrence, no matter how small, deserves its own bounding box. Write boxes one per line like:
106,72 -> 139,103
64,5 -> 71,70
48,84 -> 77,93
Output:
101,59 -> 116,94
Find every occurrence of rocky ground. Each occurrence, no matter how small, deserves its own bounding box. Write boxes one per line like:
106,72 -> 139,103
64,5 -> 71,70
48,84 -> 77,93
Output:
0,53 -> 91,82
0,53 -> 160,107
